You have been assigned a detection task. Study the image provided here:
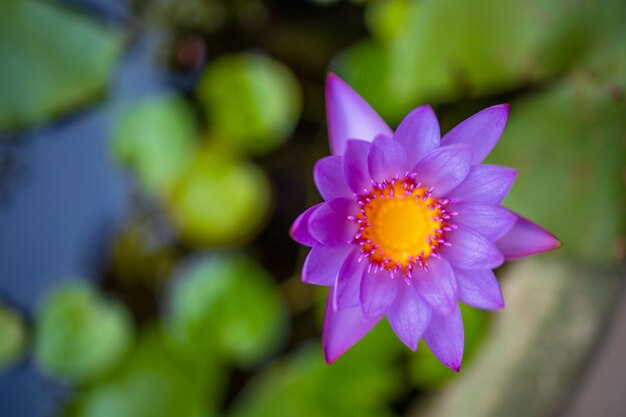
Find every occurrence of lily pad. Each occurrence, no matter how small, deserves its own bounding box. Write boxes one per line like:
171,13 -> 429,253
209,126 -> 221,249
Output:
34,282 -> 133,382
0,303 -> 27,371
65,327 -> 220,417
229,333 -> 401,417
197,53 -> 302,156
0,0 -> 122,131
112,94 -> 197,194
487,68 -> 626,263
168,256 -> 287,366
165,145 -> 271,246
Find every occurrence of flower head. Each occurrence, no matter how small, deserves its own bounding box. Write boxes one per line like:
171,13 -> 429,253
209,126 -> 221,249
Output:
290,74 -> 561,370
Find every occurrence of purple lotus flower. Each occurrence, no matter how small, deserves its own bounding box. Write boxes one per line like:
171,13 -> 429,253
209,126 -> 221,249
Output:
290,74 -> 561,370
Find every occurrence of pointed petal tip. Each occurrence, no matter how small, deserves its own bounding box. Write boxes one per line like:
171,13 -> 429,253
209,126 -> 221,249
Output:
449,361 -> 462,373
325,73 -> 392,155
322,346 -> 338,365
442,104 -> 511,164
496,214 -> 562,260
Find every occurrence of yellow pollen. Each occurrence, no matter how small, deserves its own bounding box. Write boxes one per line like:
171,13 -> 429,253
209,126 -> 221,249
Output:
355,179 -> 446,272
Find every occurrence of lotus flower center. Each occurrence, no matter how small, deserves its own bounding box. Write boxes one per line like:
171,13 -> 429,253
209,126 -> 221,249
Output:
352,177 -> 453,274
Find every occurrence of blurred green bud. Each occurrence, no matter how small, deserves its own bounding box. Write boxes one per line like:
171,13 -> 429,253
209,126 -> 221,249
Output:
197,53 -> 301,156
168,256 -> 287,366
34,282 -> 133,382
165,145 -> 271,246
0,303 -> 27,371
112,93 -> 196,194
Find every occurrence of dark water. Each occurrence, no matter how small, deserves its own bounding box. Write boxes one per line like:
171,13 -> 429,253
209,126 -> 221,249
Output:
0,29 -> 173,416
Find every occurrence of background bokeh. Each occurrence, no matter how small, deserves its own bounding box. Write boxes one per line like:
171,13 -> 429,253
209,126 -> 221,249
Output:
0,0 -> 625,416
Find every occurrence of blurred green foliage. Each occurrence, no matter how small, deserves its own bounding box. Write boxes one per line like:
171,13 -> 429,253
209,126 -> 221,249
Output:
230,325 -> 402,417
0,303 -> 26,370
0,0 -> 122,131
197,53 -> 302,156
168,256 -> 287,367
34,282 -> 133,382
488,67 -> 626,262
165,145 -> 271,246
112,94 -> 197,194
66,327 -> 221,417
4,0 -> 626,416
337,0 -> 626,123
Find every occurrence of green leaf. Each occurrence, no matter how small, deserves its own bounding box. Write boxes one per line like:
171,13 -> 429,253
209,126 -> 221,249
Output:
34,282 -> 133,382
0,0 -> 122,131
165,145 -> 271,246
339,0 -> 626,123
168,255 -> 287,366
197,53 -> 302,156
487,64 -> 626,263
0,303 -> 27,371
112,93 -> 197,194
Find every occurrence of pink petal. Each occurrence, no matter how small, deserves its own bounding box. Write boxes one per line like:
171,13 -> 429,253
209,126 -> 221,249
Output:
360,268 -> 400,319
447,165 -> 516,204
453,202 -> 517,241
454,268 -> 504,310
394,105 -> 441,168
289,203 -> 323,247
387,287 -> 432,351
309,198 -> 358,247
323,287 -> 383,363
441,104 -> 509,164
326,73 -> 393,155
413,256 -> 458,315
441,225 -> 504,271
495,212 -> 561,260
423,305 -> 464,372
334,249 -> 366,310
314,156 -> 353,200
302,245 -> 352,286
367,136 -> 408,182
412,144 -> 473,197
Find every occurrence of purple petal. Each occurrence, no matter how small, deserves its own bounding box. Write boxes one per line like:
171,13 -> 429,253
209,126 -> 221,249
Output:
387,287 -> 432,350
289,203 -> 323,247
326,73 -> 393,155
394,105 -> 441,167
314,156 -> 352,200
360,268 -> 400,319
334,249 -> 367,310
423,305 -> 464,372
412,144 -> 472,197
495,213 -> 561,260
343,139 -> 373,194
441,104 -> 509,164
412,256 -> 458,315
323,287 -> 383,363
447,165 -> 516,204
453,203 -> 517,241
303,245 -> 352,286
309,198 -> 358,247
441,225 -> 504,271
367,136 -> 408,182
454,268 -> 504,310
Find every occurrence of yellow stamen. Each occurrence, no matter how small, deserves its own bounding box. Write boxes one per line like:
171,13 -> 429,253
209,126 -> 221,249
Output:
354,179 -> 446,273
